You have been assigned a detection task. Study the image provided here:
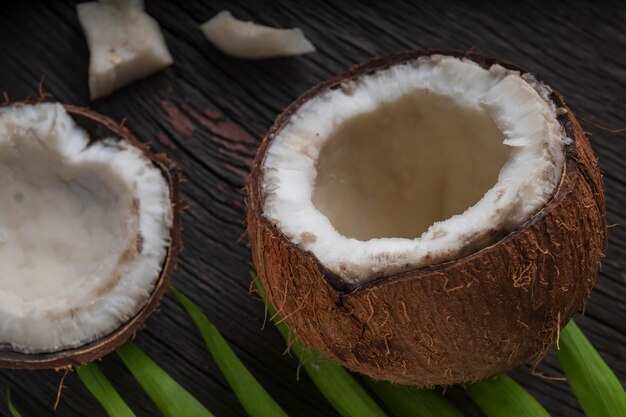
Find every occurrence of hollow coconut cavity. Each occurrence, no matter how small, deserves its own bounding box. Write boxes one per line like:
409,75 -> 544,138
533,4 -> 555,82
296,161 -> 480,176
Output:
263,55 -> 565,284
0,103 -> 179,364
248,50 -> 606,386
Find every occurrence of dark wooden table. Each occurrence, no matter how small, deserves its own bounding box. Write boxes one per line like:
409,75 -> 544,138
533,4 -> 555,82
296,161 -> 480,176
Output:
1,1 -> 624,416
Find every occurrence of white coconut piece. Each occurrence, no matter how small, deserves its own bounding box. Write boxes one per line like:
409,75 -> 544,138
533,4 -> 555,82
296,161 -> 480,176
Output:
200,11 -> 315,59
262,55 -> 566,283
0,103 -> 172,353
77,0 -> 173,100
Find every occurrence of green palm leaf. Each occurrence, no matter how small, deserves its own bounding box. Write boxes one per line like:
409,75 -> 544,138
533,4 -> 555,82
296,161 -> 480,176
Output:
76,362 -> 137,417
117,342 -> 214,417
172,287 -> 289,417
557,321 -> 626,417
365,379 -> 464,417
6,390 -> 24,417
466,374 -> 550,417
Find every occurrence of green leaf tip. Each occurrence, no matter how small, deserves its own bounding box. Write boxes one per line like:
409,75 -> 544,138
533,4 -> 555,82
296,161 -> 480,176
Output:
6,389 -> 24,417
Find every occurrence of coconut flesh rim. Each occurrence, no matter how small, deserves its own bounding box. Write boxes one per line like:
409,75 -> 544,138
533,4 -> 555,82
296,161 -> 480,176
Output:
262,55 -> 566,284
0,103 -> 172,353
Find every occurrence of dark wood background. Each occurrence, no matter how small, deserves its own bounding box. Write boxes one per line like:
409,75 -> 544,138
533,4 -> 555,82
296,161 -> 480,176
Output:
0,1 -> 624,416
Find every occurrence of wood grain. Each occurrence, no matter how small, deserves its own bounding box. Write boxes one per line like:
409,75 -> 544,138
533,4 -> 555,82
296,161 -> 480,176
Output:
0,1 -> 624,416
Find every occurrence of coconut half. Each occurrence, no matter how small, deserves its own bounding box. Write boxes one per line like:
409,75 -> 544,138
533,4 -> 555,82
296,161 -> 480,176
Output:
247,50 -> 606,386
0,103 -> 181,368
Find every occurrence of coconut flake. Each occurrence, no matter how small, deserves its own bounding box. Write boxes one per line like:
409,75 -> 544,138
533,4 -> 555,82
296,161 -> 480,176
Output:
262,56 -> 565,283
200,11 -> 315,59
77,0 -> 173,100
0,103 -> 172,353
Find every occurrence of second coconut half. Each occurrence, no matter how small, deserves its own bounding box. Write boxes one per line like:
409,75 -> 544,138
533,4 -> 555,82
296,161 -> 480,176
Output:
247,50 -> 606,386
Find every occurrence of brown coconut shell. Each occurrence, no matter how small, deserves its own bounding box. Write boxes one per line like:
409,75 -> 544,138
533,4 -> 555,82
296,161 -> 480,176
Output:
247,49 -> 606,386
0,104 -> 183,369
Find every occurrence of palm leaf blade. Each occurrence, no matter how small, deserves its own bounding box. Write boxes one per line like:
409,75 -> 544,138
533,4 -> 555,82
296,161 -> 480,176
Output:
117,342 -> 214,417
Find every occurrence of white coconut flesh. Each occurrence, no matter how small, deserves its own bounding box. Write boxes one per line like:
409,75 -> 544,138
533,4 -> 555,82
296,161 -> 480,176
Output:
0,103 -> 172,353
262,55 -> 567,283
77,0 -> 173,100
200,11 -> 315,59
